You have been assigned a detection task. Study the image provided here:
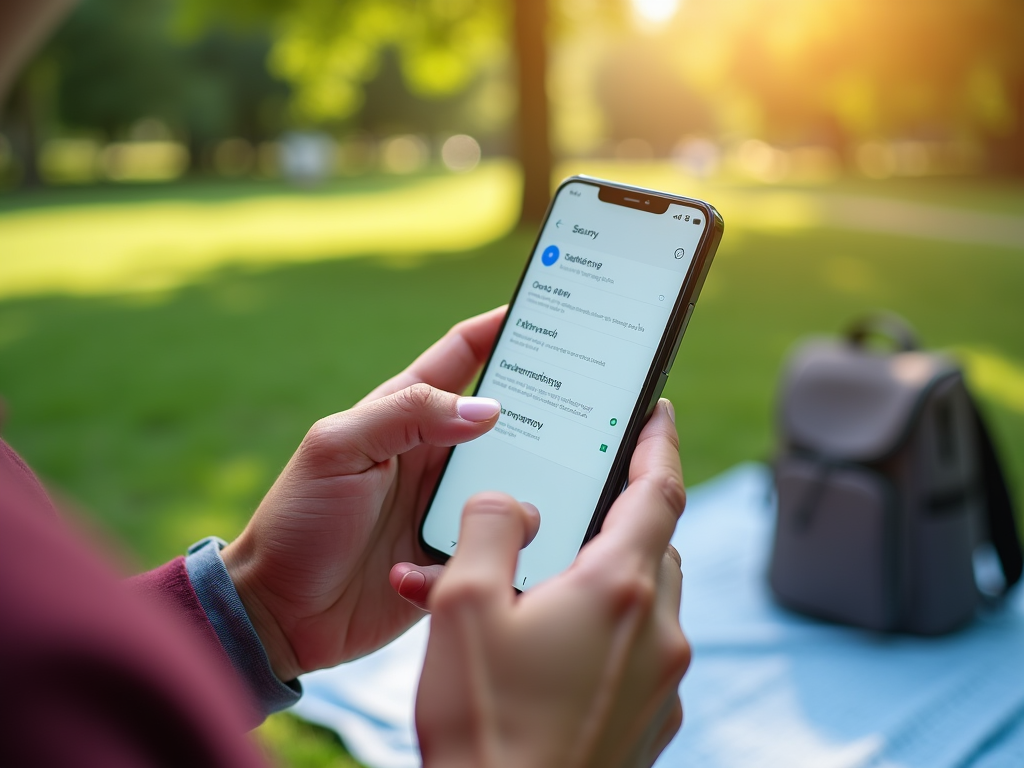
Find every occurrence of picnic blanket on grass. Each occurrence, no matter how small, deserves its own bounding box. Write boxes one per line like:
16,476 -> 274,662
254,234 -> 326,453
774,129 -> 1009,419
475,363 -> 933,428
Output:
292,463 -> 1024,768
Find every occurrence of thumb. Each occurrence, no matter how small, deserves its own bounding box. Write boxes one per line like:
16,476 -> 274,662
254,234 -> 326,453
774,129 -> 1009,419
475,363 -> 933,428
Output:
389,563 -> 446,611
299,384 -> 500,474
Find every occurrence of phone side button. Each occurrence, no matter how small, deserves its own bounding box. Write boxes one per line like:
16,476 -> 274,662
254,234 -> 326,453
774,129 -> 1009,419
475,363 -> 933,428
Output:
645,371 -> 670,418
665,303 -> 695,374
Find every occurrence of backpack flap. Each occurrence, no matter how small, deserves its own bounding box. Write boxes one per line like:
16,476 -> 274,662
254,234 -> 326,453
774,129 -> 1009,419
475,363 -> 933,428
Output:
780,339 -> 960,462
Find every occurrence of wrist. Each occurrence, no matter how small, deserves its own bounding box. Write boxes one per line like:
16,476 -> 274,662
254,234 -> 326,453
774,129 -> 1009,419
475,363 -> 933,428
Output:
221,536 -> 303,682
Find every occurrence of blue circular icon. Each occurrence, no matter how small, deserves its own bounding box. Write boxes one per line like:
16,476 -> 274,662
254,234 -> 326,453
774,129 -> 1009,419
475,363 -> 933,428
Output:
541,245 -> 559,266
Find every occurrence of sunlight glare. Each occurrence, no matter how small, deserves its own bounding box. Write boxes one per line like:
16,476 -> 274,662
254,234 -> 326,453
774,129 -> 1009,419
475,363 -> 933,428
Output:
631,0 -> 680,25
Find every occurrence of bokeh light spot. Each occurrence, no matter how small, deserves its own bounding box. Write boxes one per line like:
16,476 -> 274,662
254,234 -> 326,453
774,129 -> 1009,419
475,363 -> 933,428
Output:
631,0 -> 680,25
441,134 -> 482,173
380,135 -> 429,175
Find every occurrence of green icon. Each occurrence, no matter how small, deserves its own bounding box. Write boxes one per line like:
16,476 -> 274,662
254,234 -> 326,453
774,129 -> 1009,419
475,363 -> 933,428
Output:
599,444 -> 608,453
609,418 -> 618,426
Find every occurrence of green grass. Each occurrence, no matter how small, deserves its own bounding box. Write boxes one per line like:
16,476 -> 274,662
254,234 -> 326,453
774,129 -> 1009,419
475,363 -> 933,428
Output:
1,170 -> 1023,766
256,712 -> 364,768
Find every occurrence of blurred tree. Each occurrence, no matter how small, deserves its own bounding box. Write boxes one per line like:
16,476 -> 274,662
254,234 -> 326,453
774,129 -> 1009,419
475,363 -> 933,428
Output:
48,0 -> 184,139
179,0 -> 556,223
1,0 -> 290,180
13,0 -> 1021,192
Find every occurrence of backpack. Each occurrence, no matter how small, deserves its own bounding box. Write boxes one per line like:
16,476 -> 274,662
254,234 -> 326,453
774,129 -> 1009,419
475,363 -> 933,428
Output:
768,314 -> 1023,634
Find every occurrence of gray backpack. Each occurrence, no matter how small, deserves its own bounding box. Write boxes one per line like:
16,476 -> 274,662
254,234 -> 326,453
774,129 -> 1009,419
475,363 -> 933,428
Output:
769,315 -> 1022,634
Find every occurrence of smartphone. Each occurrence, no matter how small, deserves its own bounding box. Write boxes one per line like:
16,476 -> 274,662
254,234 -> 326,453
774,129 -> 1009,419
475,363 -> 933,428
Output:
419,176 -> 723,589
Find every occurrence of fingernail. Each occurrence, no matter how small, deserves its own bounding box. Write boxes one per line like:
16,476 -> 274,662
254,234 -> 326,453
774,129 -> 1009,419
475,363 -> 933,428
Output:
398,570 -> 426,598
457,396 -> 501,422
662,398 -> 676,424
521,502 -> 540,518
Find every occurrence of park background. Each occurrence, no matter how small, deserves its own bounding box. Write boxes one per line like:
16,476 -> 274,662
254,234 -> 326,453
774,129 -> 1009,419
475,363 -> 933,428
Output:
2,0 -> 1023,764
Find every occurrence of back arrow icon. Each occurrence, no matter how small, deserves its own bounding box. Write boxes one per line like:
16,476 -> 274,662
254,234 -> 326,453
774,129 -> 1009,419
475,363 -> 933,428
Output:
556,219 -> 563,228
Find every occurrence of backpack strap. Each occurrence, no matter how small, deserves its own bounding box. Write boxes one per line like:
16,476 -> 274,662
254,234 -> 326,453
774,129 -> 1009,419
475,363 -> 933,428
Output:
971,400 -> 1023,593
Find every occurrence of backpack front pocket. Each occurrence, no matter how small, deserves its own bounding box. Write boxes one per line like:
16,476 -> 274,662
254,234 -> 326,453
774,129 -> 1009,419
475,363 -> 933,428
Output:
770,456 -> 897,631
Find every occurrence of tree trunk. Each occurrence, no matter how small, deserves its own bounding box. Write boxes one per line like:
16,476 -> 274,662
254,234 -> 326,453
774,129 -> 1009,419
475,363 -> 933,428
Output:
5,79 -> 41,188
988,75 -> 1024,177
513,0 -> 552,227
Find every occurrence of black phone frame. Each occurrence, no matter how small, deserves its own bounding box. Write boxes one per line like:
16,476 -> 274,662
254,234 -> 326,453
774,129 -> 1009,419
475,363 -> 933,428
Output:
417,174 -> 725,572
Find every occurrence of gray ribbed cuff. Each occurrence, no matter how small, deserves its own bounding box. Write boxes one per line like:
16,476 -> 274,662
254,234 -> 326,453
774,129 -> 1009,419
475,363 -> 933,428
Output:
185,536 -> 301,718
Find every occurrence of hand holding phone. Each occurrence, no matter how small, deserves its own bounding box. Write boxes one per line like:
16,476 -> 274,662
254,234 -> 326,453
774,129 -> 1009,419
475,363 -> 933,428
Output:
415,400 -> 690,768
221,309 -> 509,681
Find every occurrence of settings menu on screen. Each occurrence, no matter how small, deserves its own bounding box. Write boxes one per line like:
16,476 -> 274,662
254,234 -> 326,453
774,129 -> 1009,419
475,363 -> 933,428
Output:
422,181 -> 708,589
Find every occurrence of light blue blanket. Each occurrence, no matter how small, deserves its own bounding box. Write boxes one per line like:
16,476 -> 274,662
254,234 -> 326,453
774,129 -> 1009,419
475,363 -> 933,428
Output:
293,464 -> 1024,768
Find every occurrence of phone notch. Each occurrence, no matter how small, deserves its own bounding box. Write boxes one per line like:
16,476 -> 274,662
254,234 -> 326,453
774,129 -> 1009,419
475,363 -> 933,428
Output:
597,184 -> 670,214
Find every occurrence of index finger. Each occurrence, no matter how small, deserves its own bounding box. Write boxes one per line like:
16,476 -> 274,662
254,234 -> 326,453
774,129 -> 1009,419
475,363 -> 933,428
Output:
584,400 -> 686,565
360,306 -> 506,403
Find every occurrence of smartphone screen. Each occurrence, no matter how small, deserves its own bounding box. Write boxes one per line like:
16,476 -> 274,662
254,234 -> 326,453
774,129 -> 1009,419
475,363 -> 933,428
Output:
421,178 -> 715,589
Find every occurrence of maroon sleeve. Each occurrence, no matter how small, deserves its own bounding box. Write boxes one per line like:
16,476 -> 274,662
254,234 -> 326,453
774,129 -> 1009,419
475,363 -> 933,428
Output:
0,440 -> 266,767
0,437 -> 56,518
127,557 -> 224,651
126,556 -> 265,726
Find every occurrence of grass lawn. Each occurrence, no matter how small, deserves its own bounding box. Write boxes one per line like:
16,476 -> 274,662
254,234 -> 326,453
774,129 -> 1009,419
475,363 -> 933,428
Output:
2,164 -> 1023,766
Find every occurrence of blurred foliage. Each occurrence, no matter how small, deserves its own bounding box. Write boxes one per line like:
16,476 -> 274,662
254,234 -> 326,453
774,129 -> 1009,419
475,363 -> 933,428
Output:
4,0 -> 1024,185
176,0 -> 510,126
35,0 -> 289,144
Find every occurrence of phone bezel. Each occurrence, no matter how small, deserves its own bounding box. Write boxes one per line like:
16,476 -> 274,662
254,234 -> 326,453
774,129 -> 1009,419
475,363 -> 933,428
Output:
417,174 -> 724,571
